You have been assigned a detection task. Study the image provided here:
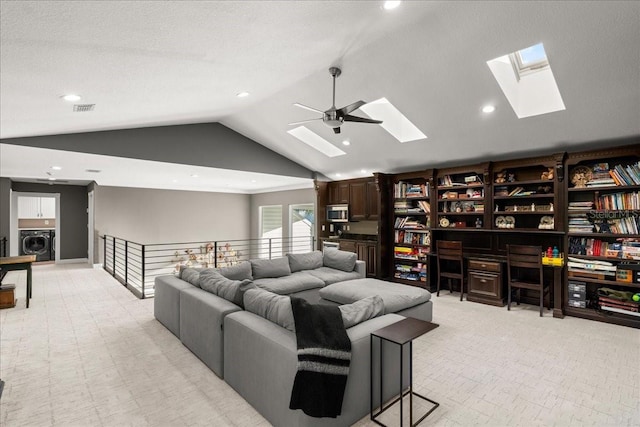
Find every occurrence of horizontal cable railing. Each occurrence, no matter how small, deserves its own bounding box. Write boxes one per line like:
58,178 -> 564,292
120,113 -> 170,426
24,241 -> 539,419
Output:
102,235 -> 316,299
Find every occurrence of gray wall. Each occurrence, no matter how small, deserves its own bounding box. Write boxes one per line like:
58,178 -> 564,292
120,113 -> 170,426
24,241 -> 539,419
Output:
11,182 -> 88,260
94,185 -> 251,262
1,123 -> 314,179
250,188 -> 316,240
0,177 -> 11,252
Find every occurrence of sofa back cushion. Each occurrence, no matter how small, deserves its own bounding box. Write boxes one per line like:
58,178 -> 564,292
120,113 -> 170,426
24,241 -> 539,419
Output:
286,251 -> 323,273
218,261 -> 253,281
199,269 -> 255,308
181,268 -> 202,288
323,249 -> 357,272
243,288 -> 296,332
339,295 -> 384,328
250,257 -> 292,279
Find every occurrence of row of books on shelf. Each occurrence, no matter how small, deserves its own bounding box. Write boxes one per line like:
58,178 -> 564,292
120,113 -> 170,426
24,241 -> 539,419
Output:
395,230 -> 431,246
594,191 -> 640,210
569,237 -> 640,259
394,263 -> 427,282
502,186 -> 537,197
394,216 -> 428,229
597,287 -> 640,316
394,246 -> 429,260
394,200 -> 430,213
600,162 -> 640,187
394,181 -> 429,198
567,257 -> 616,279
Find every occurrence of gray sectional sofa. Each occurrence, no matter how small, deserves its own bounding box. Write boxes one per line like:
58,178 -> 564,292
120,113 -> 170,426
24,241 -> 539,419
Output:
153,249 -> 433,427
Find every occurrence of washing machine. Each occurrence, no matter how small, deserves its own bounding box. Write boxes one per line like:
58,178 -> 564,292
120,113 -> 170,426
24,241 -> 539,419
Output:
20,230 -> 52,262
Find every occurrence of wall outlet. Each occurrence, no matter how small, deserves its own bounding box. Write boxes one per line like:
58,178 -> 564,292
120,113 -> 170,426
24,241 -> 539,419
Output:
44,220 -> 49,225
321,224 -> 325,231
329,224 -> 334,233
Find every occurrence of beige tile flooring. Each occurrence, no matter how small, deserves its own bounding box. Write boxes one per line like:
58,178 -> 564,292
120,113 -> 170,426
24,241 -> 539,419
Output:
0,264 -> 638,426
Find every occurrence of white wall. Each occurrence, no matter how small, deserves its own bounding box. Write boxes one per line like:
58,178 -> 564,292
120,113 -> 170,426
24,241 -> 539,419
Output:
94,185 -> 251,262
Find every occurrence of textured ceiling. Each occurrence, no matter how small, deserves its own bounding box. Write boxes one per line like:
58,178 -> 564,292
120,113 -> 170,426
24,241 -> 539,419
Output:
1,1 -> 639,188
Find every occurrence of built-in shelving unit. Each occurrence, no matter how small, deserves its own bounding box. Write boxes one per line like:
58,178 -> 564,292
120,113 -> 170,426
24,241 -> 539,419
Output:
390,170 -> 433,287
564,146 -> 640,328
435,163 -> 489,230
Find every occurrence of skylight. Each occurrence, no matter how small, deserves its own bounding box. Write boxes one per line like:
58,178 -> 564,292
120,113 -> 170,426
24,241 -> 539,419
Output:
359,97 -> 427,143
487,42 -> 565,119
287,126 -> 346,157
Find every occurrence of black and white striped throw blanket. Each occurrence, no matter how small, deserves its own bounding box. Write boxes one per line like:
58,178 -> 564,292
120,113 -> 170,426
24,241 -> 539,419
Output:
289,296 -> 351,418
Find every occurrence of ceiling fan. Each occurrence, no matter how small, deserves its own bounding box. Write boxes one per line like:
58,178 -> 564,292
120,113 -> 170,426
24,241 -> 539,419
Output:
288,67 -> 382,134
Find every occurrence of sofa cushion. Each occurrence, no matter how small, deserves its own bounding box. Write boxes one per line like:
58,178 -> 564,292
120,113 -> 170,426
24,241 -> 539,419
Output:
243,288 -> 295,332
179,264 -> 204,279
286,251 -> 323,273
323,249 -> 357,272
320,278 -> 431,313
253,271 -> 324,295
243,289 -> 385,332
250,257 -> 291,279
306,267 -> 363,285
218,261 -> 253,281
181,268 -> 201,287
199,270 -> 255,308
339,295 -> 384,328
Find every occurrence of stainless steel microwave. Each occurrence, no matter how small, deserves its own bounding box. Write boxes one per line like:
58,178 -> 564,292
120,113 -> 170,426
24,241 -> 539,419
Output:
326,204 -> 349,222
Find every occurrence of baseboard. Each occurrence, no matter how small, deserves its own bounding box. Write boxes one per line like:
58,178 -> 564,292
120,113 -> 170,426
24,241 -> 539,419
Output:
93,263 -> 103,269
56,258 -> 89,264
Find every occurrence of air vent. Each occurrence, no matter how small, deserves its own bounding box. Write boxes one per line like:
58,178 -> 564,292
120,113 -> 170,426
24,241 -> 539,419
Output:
73,104 -> 95,112
85,169 -> 101,173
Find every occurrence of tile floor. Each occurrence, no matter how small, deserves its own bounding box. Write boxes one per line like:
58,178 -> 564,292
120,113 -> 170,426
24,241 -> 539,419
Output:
0,264 -> 638,426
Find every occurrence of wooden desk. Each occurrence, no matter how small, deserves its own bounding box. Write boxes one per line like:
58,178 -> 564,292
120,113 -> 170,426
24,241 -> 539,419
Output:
0,255 -> 36,308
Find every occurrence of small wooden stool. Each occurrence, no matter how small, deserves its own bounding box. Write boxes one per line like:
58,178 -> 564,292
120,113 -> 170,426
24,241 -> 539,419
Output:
0,284 -> 16,309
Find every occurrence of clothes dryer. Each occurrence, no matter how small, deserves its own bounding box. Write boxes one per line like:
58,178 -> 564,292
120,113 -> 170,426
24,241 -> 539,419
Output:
20,230 -> 52,262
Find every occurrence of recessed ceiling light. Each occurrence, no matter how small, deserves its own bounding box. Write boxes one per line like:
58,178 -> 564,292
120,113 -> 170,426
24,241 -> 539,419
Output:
61,94 -> 81,102
383,1 -> 401,10
251,180 -> 257,183
51,166 -> 62,170
482,105 -> 496,113
190,174 -> 199,178
335,173 -> 342,177
361,169 -> 367,174
236,91 -> 250,98
342,140 -> 351,146
48,177 -> 56,181
172,179 -> 178,183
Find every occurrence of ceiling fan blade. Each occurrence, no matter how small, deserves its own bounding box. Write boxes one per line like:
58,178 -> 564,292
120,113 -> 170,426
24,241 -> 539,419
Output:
338,100 -> 366,115
344,114 -> 383,124
333,127 -> 341,134
293,103 -> 325,114
288,118 -> 323,126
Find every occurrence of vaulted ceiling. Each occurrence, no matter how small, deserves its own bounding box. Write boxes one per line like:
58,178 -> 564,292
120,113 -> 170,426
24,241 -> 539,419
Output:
1,1 -> 638,191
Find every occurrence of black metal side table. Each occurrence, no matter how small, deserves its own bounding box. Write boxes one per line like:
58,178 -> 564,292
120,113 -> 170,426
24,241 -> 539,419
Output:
370,317 -> 439,427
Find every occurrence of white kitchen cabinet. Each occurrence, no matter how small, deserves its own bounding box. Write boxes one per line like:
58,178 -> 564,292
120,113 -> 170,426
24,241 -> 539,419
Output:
17,196 -> 56,219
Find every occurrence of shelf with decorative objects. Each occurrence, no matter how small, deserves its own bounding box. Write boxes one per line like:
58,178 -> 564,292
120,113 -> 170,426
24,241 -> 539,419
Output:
435,163 -> 490,230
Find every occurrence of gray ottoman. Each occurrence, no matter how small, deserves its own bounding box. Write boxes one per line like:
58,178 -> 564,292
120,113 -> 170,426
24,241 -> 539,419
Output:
319,278 -> 433,322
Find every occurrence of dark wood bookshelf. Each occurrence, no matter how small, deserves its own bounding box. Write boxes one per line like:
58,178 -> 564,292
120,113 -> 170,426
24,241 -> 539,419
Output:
568,184 -> 640,192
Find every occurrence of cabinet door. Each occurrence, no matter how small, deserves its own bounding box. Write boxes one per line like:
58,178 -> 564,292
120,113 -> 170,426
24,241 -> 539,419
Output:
328,183 -> 339,205
40,197 -> 56,218
18,197 -> 40,219
366,243 -> 377,277
366,180 -> 379,220
349,182 -> 367,220
337,183 -> 349,204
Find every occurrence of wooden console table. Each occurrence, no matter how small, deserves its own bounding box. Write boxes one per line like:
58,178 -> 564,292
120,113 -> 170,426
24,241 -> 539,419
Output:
0,255 -> 36,308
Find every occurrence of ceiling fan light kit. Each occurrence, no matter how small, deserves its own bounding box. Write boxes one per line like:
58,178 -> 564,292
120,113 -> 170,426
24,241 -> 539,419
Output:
290,67 -> 382,134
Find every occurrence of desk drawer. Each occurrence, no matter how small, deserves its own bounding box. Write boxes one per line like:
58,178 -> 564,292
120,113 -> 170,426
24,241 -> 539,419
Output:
468,259 -> 501,273
468,271 -> 501,297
